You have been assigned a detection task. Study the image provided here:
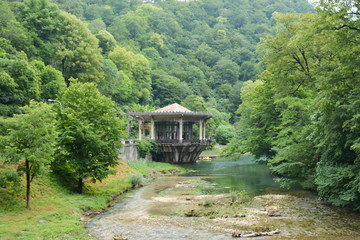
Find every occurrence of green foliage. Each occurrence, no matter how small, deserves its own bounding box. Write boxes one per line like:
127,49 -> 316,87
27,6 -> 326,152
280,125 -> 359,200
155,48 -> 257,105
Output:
0,40 -> 41,116
202,197 -> 213,207
109,46 -> 151,95
0,169 -> 132,239
96,30 -> 117,55
0,100 -> 58,208
0,0 -> 313,120
151,70 -> 185,107
12,0 -> 103,83
231,190 -> 250,204
56,80 -> 125,193
127,159 -> 185,176
214,123 -> 235,145
0,169 -> 22,194
181,95 -> 207,112
127,173 -> 144,188
225,2 -> 360,210
32,60 -> 66,101
136,138 -> 158,159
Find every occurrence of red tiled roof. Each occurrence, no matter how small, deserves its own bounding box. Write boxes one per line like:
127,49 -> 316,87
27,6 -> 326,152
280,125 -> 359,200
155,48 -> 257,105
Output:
155,103 -> 192,113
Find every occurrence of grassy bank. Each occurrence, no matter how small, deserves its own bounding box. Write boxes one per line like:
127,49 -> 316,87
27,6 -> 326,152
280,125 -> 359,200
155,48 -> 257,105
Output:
0,160 -> 184,240
127,159 -> 185,176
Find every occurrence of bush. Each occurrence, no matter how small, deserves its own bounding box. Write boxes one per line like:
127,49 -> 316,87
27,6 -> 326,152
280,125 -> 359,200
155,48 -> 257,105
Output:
230,190 -> 250,203
214,124 -> 236,145
128,173 -> 144,188
203,197 -> 213,207
135,138 -> 158,158
127,159 -> 185,176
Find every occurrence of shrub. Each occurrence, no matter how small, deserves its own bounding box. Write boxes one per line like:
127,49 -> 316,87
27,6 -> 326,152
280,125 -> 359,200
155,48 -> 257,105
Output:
214,123 -> 236,145
203,197 -> 213,207
135,138 -> 158,158
230,190 -> 250,203
128,173 -> 144,188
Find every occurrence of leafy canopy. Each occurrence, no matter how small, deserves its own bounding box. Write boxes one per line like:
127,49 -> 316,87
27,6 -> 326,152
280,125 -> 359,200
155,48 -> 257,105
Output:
56,80 -> 125,193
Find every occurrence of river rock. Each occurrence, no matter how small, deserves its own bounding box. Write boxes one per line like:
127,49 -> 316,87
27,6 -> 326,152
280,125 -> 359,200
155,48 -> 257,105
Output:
185,209 -> 195,217
113,234 -> 127,240
233,213 -> 246,218
266,207 -> 281,217
232,231 -> 241,237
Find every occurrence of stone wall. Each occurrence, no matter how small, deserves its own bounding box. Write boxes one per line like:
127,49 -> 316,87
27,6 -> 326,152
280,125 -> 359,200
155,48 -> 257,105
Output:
119,140 -> 138,161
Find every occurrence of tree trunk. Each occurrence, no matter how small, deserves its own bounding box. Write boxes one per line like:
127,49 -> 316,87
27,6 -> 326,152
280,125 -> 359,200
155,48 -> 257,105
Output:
78,177 -> 83,194
26,159 -> 30,209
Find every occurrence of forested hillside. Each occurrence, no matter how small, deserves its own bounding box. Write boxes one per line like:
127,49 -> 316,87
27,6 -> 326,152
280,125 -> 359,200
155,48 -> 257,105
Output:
0,0 -> 312,121
224,1 -> 360,210
1,0 -> 360,227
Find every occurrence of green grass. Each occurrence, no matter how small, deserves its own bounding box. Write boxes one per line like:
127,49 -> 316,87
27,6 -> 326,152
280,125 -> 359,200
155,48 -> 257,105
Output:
202,148 -> 222,153
127,159 -> 185,176
0,163 -> 133,240
0,159 -> 185,239
0,176 -> 132,240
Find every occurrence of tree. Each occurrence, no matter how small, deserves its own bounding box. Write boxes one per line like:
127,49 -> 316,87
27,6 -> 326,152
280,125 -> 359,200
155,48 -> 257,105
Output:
32,60 -> 66,102
181,95 -> 207,112
96,30 -> 117,55
56,80 -> 125,193
15,0 -> 104,84
54,12 -> 104,83
109,47 -> 151,93
0,40 -> 41,116
0,101 -> 57,208
224,80 -> 278,158
151,70 -> 183,107
214,123 -> 236,145
98,59 -> 138,105
211,57 -> 240,87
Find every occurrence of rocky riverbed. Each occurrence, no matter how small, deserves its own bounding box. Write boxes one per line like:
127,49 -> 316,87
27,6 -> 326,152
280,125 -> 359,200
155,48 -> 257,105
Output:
87,176 -> 360,240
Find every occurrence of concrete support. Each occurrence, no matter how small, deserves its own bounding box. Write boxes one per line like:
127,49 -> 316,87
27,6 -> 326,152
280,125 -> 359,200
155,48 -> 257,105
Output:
138,119 -> 142,140
199,120 -> 203,141
155,143 -> 211,163
150,117 -> 155,140
179,118 -> 183,143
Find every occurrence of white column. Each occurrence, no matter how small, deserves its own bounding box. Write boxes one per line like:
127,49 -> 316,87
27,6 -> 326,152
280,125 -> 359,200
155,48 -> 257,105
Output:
179,118 -> 183,143
150,117 -> 155,140
199,120 -> 203,141
138,119 -> 142,140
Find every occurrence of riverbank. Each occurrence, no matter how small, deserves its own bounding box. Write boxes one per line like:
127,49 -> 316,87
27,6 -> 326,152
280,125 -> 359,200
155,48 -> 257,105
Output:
0,160 -> 184,240
87,161 -> 360,240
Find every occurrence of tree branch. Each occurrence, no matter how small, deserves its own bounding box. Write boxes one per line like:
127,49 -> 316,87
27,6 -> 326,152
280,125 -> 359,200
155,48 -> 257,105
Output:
335,24 -> 360,32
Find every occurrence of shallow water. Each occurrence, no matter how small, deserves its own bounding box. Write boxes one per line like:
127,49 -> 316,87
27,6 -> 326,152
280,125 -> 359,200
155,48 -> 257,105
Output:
87,177 -> 233,240
182,157 -> 285,195
87,158 -> 360,240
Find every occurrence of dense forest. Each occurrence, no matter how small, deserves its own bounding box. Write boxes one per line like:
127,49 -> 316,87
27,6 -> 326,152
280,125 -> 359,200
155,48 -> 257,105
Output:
224,1 -> 360,210
2,0 -> 360,212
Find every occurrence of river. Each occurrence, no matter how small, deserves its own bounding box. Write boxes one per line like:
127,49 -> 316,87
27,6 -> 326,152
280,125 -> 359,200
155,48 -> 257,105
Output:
87,157 -> 360,239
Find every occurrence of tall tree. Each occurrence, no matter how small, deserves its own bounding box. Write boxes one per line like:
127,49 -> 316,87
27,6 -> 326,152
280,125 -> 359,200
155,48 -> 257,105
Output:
56,80 -> 125,193
0,101 -> 57,208
0,40 -> 41,116
15,0 -> 103,84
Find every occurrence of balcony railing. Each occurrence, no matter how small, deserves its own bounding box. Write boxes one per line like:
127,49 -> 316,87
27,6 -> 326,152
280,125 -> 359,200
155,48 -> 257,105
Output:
155,139 -> 212,144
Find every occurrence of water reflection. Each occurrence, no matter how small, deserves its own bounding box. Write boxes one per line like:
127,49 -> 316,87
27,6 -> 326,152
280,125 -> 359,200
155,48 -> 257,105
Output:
182,157 -> 283,195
